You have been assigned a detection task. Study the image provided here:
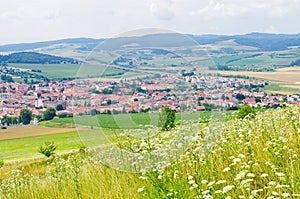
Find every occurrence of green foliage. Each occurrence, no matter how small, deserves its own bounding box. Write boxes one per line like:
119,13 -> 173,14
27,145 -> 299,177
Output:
0,75 -> 14,83
55,104 -> 64,111
1,115 -> 18,126
43,108 -> 56,121
19,109 -> 32,125
235,93 -> 246,101
0,159 -> 4,168
238,105 -> 256,119
0,52 -> 78,64
38,141 -> 57,158
158,106 -> 176,131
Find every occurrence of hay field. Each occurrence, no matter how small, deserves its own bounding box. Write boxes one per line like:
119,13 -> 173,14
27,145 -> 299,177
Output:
0,126 -> 75,141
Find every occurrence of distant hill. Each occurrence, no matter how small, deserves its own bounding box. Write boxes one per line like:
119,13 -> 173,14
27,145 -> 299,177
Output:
190,33 -> 300,51
1,33 -> 300,52
0,52 -> 78,64
0,38 -> 104,52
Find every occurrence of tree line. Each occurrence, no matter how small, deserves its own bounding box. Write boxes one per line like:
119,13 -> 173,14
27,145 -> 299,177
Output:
0,107 -> 57,127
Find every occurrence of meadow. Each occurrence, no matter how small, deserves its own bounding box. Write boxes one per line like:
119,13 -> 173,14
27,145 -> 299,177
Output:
0,106 -> 299,198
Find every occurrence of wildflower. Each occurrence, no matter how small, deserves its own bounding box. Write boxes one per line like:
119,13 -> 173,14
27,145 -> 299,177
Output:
158,174 -> 162,180
207,181 -> 215,187
188,180 -> 195,185
275,172 -> 285,177
267,181 -> 276,186
216,180 -> 226,185
281,193 -> 290,198
234,171 -> 246,181
272,191 -> 279,196
251,189 -> 263,195
223,167 -> 231,172
238,154 -> 246,158
260,173 -> 268,178
223,185 -> 235,193
275,184 -> 289,188
137,187 -> 144,193
233,158 -> 241,163
247,173 -> 255,178
189,183 -> 198,190
252,162 -> 259,166
225,196 -> 232,199
215,190 -> 222,194
188,175 -> 194,180
138,176 -> 147,180
201,179 -> 208,184
204,194 -> 213,199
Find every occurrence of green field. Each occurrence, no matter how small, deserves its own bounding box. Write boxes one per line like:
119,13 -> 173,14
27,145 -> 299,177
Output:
1,111 -> 228,161
0,128 -> 123,161
40,112 -> 222,129
0,131 -> 80,161
10,63 -> 126,79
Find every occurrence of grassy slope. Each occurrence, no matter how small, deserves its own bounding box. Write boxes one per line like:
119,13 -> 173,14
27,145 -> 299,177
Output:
0,106 -> 299,199
1,112 -> 221,161
0,128 -> 121,161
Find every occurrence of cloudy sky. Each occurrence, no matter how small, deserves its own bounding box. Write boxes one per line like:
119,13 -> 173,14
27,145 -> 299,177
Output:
1,0 -> 300,44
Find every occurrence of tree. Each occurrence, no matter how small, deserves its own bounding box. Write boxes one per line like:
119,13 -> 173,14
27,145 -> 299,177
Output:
238,105 -> 256,119
236,93 -> 246,101
158,106 -> 176,131
56,104 -> 64,111
19,109 -> 32,125
43,108 -> 56,121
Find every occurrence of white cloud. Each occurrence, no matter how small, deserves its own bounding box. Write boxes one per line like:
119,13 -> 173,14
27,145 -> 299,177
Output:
0,0 -> 300,44
150,0 -> 175,20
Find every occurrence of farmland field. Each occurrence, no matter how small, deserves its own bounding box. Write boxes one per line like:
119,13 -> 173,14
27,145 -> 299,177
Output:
0,126 -> 75,140
10,63 -> 126,79
213,66 -> 300,94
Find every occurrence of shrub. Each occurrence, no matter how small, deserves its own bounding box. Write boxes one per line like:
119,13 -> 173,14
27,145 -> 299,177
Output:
158,106 -> 176,131
38,141 -> 57,158
238,105 -> 256,119
43,108 -> 56,121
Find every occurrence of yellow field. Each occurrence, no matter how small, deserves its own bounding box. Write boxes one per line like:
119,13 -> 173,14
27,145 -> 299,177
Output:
0,126 -> 75,140
217,67 -> 300,85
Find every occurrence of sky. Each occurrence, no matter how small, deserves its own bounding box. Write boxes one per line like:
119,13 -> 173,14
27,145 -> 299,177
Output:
1,0 -> 300,44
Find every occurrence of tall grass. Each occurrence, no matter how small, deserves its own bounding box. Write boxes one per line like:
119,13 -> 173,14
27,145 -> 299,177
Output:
0,106 -> 299,198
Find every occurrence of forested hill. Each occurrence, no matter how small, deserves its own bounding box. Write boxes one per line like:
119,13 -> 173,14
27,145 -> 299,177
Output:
1,33 -> 300,52
0,38 -> 103,52
0,52 -> 78,64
